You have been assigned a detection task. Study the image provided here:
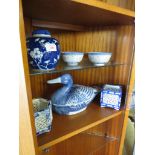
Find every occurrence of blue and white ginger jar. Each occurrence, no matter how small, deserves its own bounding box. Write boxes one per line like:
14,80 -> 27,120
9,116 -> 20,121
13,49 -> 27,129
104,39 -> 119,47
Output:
26,30 -> 60,70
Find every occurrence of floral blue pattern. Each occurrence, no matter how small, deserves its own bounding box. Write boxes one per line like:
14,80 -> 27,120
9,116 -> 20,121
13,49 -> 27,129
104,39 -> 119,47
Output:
26,30 -> 60,70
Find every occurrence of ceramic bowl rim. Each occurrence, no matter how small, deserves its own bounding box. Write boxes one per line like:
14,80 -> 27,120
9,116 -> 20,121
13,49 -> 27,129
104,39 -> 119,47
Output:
62,52 -> 84,55
88,52 -> 112,55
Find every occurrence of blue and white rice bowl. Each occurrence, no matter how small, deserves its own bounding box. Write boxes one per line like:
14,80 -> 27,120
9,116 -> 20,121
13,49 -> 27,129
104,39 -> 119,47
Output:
62,52 -> 84,66
88,52 -> 112,66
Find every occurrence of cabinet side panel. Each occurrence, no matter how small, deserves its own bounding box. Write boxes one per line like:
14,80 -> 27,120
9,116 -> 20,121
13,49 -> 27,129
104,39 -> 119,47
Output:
118,57 -> 135,155
19,1 -> 38,155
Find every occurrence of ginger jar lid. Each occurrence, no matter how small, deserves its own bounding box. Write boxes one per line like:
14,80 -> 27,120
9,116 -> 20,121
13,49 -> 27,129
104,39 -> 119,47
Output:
32,30 -> 51,38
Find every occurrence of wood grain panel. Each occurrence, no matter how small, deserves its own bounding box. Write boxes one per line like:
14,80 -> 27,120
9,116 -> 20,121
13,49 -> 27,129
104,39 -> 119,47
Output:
113,25 -> 134,85
24,17 -> 33,37
38,104 -> 123,150
75,27 -> 117,53
22,0 -> 134,27
24,17 -> 134,155
30,67 -> 120,99
97,0 -> 135,11
32,19 -> 87,31
92,141 -> 119,155
40,113 -> 123,155
29,25 -> 134,99
118,57 -> 135,155
19,2 -> 38,155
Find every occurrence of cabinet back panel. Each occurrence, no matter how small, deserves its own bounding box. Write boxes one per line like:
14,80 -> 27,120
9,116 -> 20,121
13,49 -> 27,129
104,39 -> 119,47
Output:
30,67 -> 114,98
28,25 -> 134,99
40,114 -> 123,155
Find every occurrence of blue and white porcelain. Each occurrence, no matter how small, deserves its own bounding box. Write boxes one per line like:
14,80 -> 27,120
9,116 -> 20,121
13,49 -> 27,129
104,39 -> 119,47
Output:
62,52 -> 84,66
32,98 -> 53,135
47,74 -> 98,115
100,84 -> 122,110
26,30 -> 61,70
88,52 -> 112,66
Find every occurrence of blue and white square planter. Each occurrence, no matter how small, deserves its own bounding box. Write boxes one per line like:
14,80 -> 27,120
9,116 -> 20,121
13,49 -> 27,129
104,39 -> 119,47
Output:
100,84 -> 122,110
33,98 -> 53,135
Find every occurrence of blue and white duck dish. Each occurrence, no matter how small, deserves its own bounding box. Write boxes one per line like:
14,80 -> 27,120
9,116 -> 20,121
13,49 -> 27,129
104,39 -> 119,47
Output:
26,30 -> 61,71
47,74 -> 98,115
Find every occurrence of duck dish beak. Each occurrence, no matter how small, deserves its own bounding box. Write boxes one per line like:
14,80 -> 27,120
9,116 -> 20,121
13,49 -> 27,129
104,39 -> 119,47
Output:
47,77 -> 61,84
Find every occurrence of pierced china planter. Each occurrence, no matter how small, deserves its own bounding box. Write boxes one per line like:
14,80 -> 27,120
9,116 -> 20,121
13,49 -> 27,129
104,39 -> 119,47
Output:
26,30 -> 61,71
100,84 -> 122,110
33,98 -> 53,135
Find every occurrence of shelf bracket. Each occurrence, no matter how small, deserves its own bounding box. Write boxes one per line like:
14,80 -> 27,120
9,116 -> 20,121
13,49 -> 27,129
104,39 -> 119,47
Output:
42,148 -> 50,153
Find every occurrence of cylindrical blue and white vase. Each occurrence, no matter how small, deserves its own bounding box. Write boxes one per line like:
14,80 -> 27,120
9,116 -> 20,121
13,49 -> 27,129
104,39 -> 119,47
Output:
26,30 -> 61,71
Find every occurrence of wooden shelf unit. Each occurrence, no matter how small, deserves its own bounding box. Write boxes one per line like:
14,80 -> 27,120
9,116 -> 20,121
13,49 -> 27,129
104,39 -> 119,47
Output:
40,127 -> 120,155
22,0 -> 135,28
20,0 -> 135,155
38,103 -> 123,150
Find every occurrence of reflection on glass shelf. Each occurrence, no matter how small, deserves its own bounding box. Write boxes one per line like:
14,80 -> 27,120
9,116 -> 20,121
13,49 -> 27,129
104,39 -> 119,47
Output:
43,131 -> 119,155
30,59 -> 127,75
81,132 -> 119,155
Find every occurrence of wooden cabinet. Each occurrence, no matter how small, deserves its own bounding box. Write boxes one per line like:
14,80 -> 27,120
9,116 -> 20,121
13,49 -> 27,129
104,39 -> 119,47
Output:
19,0 -> 135,155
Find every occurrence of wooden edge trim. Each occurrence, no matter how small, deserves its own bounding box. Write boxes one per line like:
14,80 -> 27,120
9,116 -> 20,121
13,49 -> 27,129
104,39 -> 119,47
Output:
118,57 -> 135,155
19,0 -> 39,155
72,0 -> 135,17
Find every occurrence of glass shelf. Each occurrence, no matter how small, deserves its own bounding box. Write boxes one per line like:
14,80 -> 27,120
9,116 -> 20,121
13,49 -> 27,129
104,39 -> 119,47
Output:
42,131 -> 119,155
30,58 -> 127,76
81,131 -> 119,155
